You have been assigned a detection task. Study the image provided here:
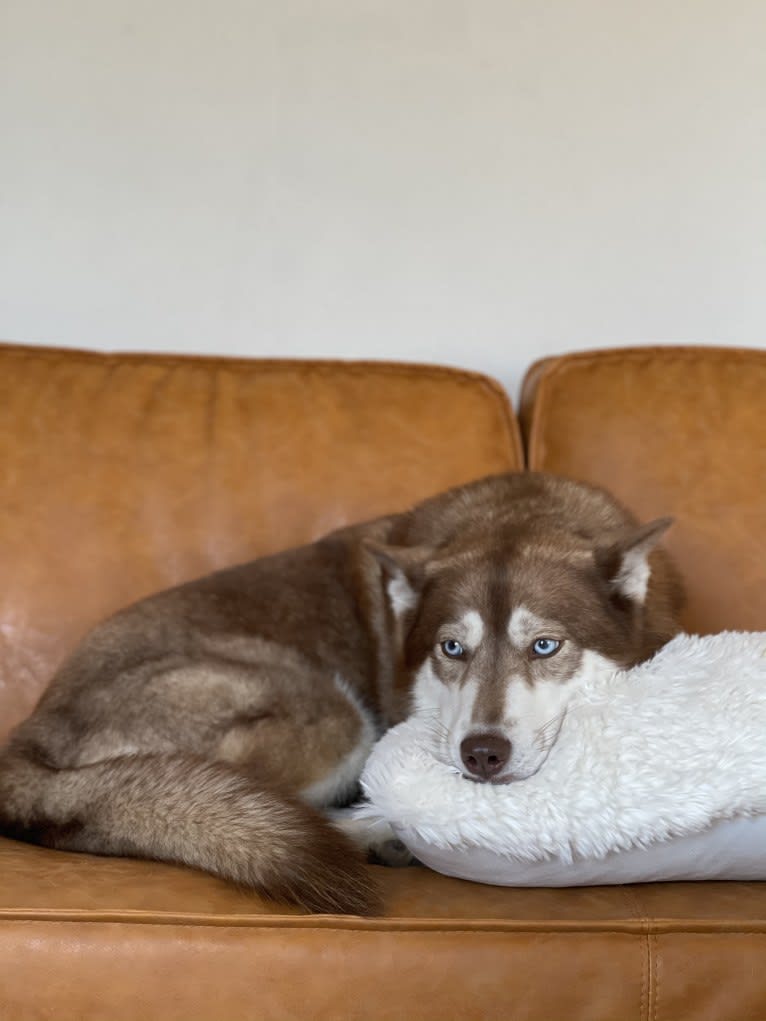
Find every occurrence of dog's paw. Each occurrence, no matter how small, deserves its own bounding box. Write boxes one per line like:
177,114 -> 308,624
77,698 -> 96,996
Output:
366,836 -> 417,868
327,808 -> 417,868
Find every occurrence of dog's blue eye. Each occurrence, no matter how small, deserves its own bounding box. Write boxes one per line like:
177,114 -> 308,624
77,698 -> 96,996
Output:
441,639 -> 464,658
532,638 -> 561,657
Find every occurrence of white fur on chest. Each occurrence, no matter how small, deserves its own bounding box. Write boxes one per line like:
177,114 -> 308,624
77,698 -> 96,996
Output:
359,632 -> 766,863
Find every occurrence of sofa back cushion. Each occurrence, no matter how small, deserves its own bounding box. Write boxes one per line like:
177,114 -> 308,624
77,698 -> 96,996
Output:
521,346 -> 766,634
0,345 -> 521,737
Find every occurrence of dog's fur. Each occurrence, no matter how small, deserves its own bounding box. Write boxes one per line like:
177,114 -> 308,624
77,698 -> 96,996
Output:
0,472 -> 682,913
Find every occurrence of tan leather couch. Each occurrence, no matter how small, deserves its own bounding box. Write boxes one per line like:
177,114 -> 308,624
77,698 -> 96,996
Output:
0,342 -> 764,1020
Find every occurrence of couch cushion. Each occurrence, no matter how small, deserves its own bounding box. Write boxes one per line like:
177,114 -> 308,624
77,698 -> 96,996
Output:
521,346 -> 766,633
0,344 -> 521,738
1,838 -> 765,1020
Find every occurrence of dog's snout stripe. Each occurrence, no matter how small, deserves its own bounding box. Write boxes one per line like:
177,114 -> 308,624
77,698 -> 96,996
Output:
470,676 -> 507,726
469,566 -> 512,726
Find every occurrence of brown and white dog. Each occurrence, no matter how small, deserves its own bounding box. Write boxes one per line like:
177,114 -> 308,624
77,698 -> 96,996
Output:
0,473 -> 682,914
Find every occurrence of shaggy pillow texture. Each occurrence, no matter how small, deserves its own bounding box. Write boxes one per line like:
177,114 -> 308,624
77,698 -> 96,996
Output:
359,632 -> 766,886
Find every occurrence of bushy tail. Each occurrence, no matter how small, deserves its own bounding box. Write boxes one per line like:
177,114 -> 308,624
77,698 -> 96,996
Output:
0,749 -> 379,915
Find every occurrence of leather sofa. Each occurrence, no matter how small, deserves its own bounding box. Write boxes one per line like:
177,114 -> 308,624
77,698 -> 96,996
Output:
0,341 -> 764,1020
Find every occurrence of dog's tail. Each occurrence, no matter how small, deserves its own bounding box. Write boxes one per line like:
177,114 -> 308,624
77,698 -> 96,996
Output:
0,747 -> 379,915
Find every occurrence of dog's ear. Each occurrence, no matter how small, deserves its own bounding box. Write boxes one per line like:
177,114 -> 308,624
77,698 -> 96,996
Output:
364,542 -> 434,619
595,517 -> 674,604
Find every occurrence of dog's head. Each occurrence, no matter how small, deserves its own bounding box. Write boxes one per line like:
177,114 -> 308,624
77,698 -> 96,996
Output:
371,517 -> 673,783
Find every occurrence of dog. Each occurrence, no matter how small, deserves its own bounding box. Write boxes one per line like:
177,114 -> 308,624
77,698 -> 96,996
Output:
0,472 -> 682,914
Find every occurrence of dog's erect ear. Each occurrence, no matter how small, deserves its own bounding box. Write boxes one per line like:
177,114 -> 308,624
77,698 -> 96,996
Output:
365,542 -> 434,619
595,517 -> 674,603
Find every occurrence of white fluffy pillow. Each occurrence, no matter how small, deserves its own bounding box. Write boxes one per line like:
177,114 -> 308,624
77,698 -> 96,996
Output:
359,632 -> 766,885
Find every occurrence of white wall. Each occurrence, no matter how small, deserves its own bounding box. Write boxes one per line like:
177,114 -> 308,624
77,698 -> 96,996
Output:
2,1 -> 764,399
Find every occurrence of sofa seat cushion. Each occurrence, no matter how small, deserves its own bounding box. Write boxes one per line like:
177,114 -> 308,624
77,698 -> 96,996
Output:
2,837 -> 766,1020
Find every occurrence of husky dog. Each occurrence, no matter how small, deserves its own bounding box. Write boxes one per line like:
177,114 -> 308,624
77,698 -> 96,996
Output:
0,473 -> 682,914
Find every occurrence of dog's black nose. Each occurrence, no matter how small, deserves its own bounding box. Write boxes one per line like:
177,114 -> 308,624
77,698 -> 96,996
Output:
460,733 -> 511,780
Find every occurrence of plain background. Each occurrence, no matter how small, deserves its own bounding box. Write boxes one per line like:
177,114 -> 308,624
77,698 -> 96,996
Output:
2,1 -> 764,398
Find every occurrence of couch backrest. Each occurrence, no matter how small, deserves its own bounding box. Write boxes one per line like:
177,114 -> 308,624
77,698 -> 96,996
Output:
0,345 -> 521,737
521,346 -> 766,634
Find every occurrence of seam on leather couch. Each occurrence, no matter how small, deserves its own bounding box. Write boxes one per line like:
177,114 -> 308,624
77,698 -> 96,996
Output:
619,884 -> 651,1021
651,932 -> 660,1021
2,908 -> 766,934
